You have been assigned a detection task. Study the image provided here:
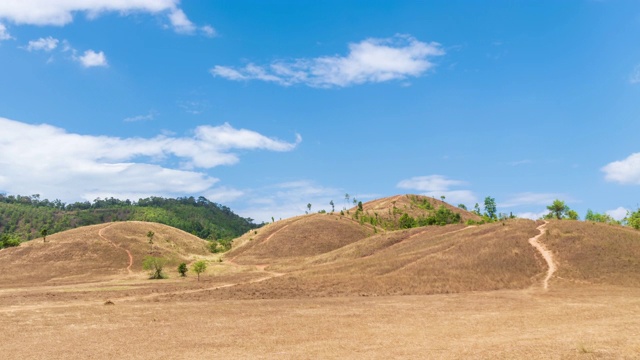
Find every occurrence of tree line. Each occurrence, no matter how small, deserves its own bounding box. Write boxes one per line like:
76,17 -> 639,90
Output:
0,194 -> 261,248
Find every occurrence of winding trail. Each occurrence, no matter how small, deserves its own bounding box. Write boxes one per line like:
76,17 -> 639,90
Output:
528,221 -> 556,290
98,224 -> 133,274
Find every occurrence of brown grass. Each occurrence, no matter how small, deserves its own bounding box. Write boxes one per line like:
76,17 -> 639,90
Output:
3,217 -> 640,358
543,220 -> 640,287
0,221 -> 211,287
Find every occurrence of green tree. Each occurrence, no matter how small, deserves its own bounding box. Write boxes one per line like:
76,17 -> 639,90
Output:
566,210 -> 579,220
625,208 -> 640,230
440,195 -> 446,202
357,201 -> 363,212
473,203 -> 482,216
41,228 -> 48,243
457,204 -> 467,210
398,213 -> 416,229
307,203 -> 312,213
142,256 -> 167,279
147,230 -> 155,251
178,263 -> 188,277
192,260 -> 207,281
484,196 -> 497,220
546,199 -> 570,220
329,200 -> 335,213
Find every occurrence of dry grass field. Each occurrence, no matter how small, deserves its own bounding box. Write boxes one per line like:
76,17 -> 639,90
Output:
2,198 -> 640,359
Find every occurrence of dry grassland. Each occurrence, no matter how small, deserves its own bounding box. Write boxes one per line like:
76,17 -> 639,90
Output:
2,211 -> 640,359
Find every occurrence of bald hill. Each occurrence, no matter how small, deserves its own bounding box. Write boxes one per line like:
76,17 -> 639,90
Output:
0,194 -> 258,244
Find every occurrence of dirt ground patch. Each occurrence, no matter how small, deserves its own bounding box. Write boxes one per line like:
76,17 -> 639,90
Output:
1,284 -> 639,359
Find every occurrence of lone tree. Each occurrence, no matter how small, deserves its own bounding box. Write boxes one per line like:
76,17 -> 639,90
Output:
330,200 -> 335,213
41,228 -> 48,243
178,263 -> 188,277
192,260 -> 207,281
307,203 -> 312,214
546,199 -> 570,220
484,196 -> 497,220
142,256 -> 167,279
440,195 -> 446,202
147,230 -> 155,251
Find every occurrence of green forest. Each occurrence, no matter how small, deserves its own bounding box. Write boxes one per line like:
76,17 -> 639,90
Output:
0,194 -> 260,248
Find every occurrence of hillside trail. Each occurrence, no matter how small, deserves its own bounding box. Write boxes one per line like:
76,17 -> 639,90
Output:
98,224 -> 133,275
527,221 -> 556,290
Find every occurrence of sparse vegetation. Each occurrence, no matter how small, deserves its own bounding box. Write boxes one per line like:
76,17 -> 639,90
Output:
142,256 -> 168,279
192,260 -> 207,281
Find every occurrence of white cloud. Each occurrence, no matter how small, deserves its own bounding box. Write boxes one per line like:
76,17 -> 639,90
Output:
0,22 -> 12,40
602,153 -> 640,185
26,36 -> 59,51
124,111 -> 156,122
0,117 -> 301,204
211,34 -> 445,88
236,181 -> 341,223
606,207 -> 628,221
499,192 -> 569,208
516,211 -> 547,220
76,49 -> 108,68
630,64 -> 640,84
201,25 -> 216,38
396,175 -> 477,206
0,0 -> 204,35
168,8 -> 195,34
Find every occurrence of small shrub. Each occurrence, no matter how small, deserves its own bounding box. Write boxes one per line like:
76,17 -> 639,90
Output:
178,263 -> 188,277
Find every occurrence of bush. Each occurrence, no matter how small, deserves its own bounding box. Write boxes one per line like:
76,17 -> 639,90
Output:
142,256 -> 167,279
178,263 -> 188,277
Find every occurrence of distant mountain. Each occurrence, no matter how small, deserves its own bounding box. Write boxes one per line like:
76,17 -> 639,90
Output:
0,194 -> 259,245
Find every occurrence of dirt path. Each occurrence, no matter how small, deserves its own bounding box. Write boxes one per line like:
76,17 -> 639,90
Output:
528,221 -> 556,290
98,224 -> 133,274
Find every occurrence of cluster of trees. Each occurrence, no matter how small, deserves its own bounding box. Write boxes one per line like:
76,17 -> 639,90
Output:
398,205 -> 462,228
144,256 -> 208,281
0,194 -> 260,247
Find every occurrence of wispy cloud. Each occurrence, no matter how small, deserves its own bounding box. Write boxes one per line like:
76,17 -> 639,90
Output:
0,22 -> 12,40
630,64 -> 640,84
0,117 -> 301,203
236,180 -> 341,223
124,111 -> 156,123
397,175 -> 477,205
499,192 -> 570,208
602,152 -> 640,185
0,0 -> 212,35
211,35 -> 444,88
515,211 -> 547,220
25,36 -> 59,51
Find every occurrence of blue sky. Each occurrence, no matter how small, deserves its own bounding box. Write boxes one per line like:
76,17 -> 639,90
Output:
1,1 -> 640,222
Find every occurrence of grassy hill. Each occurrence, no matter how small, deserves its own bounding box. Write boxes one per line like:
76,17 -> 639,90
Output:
0,194 -> 259,245
0,221 -> 211,286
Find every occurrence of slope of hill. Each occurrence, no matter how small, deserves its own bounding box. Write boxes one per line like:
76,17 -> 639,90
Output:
0,221 -> 210,286
218,219 -> 544,298
227,213 -> 375,265
543,220 -> 640,287
0,194 -> 259,243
